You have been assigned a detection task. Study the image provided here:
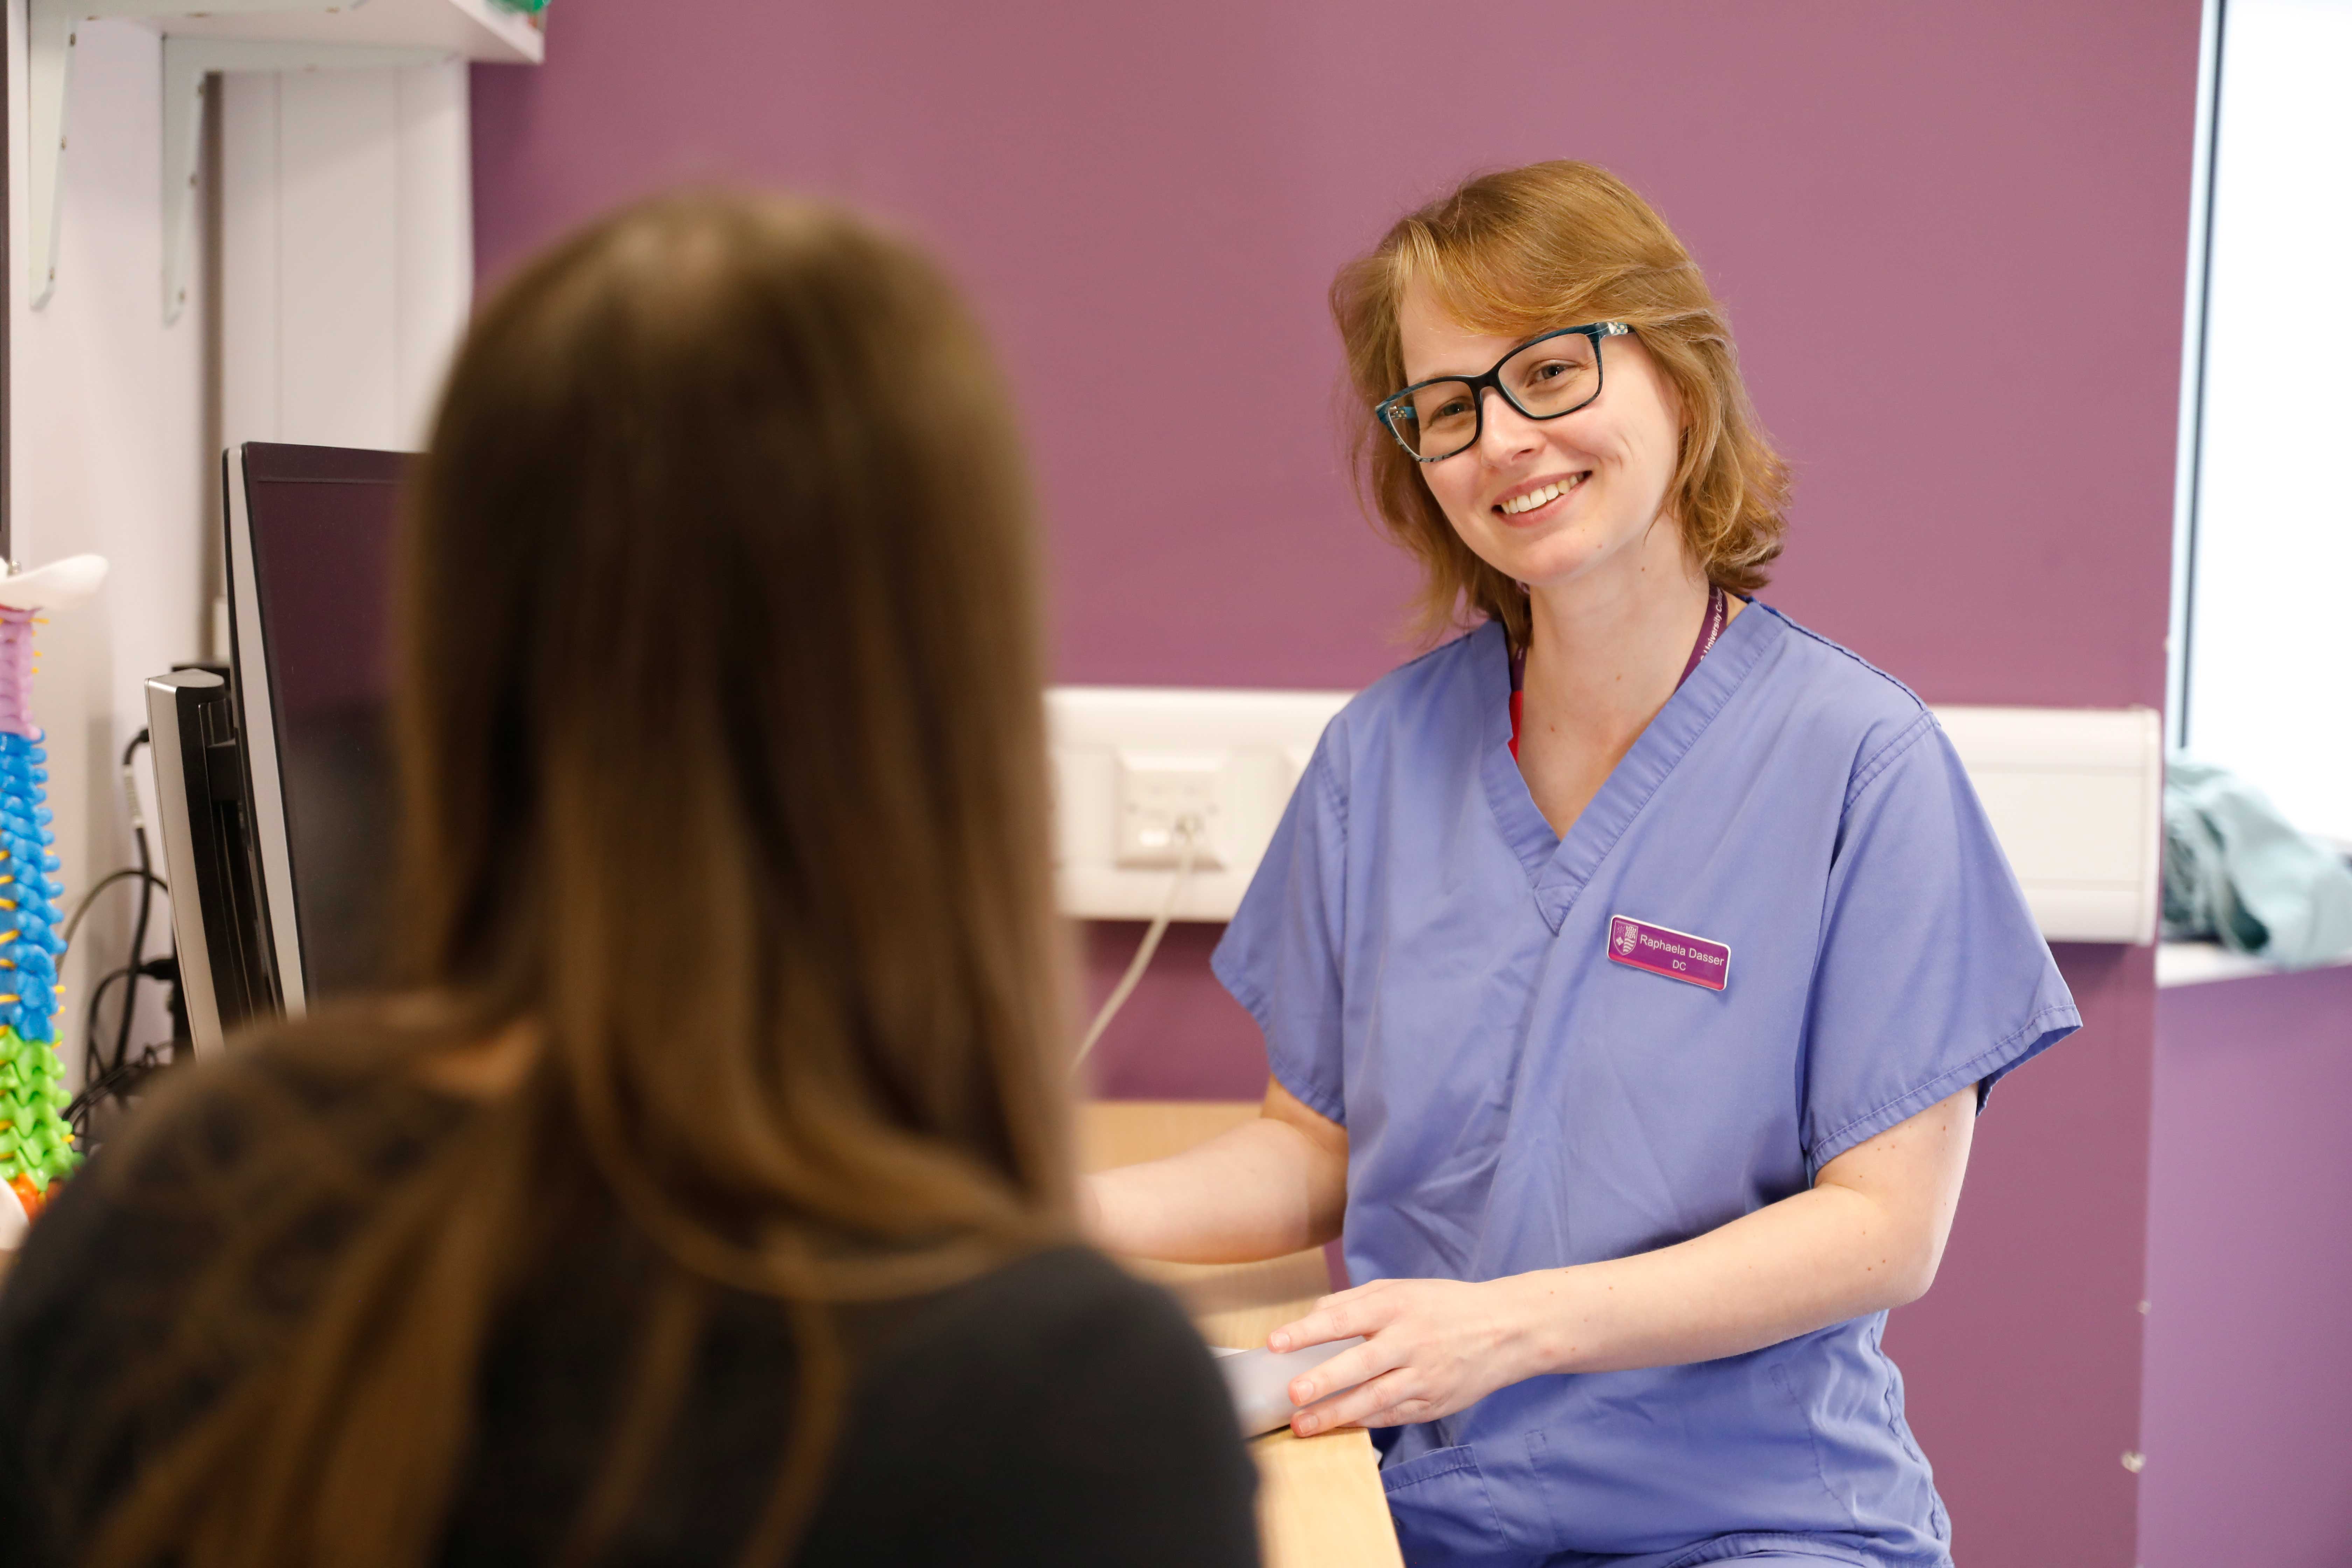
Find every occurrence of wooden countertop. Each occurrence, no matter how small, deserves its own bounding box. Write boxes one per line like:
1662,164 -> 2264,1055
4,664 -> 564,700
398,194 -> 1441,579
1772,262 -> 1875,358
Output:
1081,1101 -> 1402,1568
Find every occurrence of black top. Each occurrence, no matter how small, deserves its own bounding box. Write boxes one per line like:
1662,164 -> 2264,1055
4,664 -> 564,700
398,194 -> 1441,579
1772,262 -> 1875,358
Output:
0,1055 -> 1259,1566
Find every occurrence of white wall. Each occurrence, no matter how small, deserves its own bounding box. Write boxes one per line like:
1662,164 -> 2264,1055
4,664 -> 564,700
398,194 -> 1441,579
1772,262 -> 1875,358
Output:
2185,0 -> 2352,844
7,7 -> 210,1087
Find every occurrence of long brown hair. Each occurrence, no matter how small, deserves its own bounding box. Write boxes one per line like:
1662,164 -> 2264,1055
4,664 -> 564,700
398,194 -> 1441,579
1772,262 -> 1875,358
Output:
1331,161 -> 1792,649
90,191 -> 1074,1566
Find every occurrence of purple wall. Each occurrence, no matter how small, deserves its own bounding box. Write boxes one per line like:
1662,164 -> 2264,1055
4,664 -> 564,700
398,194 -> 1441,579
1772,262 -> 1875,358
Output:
473,0 -> 2190,707
2141,966 -> 2352,1568
472,4 -> 2200,1561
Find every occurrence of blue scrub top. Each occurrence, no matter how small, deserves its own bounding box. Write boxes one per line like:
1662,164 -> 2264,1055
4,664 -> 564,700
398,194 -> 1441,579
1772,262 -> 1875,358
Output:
1212,605 -> 2079,1568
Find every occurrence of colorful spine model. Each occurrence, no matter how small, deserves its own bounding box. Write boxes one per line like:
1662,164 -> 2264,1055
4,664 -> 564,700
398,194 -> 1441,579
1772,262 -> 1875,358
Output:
0,556 -> 107,1236
0,609 -> 72,1220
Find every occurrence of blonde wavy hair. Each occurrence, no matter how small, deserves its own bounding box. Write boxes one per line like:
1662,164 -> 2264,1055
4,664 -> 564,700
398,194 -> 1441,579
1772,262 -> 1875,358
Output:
1331,161 -> 1791,648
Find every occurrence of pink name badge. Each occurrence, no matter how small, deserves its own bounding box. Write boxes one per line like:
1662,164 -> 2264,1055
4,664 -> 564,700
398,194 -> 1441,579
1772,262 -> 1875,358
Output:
1606,915 -> 1730,992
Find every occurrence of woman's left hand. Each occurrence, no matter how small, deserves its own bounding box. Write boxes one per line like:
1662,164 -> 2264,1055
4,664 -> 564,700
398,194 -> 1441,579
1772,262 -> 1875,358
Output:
1265,1274 -> 1539,1435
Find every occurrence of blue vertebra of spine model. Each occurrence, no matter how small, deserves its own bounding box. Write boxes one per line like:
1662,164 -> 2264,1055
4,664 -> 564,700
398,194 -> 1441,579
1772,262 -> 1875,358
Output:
0,734 -> 65,1042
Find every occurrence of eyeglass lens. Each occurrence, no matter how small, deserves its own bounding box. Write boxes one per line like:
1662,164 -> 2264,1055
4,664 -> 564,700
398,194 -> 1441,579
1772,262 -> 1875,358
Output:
1391,331 -> 1602,460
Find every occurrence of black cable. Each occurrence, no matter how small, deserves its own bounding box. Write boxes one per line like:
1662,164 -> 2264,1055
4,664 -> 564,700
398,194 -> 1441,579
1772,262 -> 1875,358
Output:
64,872 -> 167,1082
65,957 -> 192,1152
81,964 -> 134,1088
64,1042 -> 174,1142
110,731 -> 154,1078
60,732 -> 184,1152
59,866 -> 169,952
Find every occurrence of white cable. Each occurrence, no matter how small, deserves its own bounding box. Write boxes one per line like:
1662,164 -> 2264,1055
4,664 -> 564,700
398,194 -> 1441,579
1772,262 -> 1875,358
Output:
1071,814 -> 1202,1072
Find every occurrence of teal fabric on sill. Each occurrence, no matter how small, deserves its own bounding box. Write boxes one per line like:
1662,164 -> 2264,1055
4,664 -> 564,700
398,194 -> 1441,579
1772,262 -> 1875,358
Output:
2162,756 -> 2352,968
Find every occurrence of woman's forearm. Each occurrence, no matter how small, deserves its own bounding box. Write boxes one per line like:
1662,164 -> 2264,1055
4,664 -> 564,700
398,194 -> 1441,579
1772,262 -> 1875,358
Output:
1494,1182 -> 1930,1378
1495,1085 -> 1976,1379
1268,1164 -> 1959,1438
1086,1116 -> 1347,1264
1269,1091 -> 1976,1435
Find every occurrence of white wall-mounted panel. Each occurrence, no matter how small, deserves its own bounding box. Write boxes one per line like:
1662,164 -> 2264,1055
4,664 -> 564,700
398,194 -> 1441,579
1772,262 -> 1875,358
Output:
220,58 -> 471,454
1936,705 -> 2163,945
1052,690 -> 2163,945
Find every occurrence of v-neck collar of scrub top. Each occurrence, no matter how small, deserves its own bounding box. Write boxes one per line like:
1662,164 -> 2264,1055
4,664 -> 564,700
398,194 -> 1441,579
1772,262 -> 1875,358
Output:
1477,599 -> 1782,934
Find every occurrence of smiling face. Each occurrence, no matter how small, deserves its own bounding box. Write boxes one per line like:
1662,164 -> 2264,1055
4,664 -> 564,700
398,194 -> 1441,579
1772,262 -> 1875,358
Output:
1395,282 -> 1690,596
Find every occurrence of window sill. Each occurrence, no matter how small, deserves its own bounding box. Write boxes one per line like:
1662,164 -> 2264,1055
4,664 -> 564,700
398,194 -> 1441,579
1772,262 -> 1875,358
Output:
2156,940 -> 2352,988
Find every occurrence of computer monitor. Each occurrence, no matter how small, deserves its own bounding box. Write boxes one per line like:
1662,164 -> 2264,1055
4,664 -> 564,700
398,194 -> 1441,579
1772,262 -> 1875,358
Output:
146,666 -> 275,1050
148,442 -> 407,1051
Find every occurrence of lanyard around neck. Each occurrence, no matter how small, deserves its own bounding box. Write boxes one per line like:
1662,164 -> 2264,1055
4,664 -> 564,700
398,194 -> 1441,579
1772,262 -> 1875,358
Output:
1508,583 -> 1729,761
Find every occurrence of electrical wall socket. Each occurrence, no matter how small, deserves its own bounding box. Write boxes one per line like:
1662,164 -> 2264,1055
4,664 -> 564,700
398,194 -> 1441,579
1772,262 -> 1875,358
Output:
1115,751 -> 1230,869
1049,687 -> 1352,921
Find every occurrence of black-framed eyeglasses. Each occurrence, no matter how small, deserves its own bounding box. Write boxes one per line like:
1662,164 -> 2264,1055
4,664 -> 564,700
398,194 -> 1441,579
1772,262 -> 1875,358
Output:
1375,322 -> 1631,463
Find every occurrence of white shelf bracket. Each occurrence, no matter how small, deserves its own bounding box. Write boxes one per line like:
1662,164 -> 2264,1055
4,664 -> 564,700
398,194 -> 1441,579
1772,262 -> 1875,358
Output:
161,36 -> 444,322
24,0 -> 410,313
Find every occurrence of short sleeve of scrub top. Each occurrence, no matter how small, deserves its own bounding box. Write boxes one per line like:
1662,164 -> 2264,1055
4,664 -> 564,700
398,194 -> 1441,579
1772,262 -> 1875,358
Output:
1211,604 -> 2079,1568
1219,735 -> 1351,1125
1798,707 -> 2080,1172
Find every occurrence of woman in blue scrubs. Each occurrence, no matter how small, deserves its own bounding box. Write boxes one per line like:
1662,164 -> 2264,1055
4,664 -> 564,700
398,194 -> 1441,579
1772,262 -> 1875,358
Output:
1087,161 -> 2079,1567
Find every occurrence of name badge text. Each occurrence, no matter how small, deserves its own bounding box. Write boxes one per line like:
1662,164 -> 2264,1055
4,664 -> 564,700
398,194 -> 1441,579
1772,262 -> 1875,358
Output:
1606,915 -> 1730,992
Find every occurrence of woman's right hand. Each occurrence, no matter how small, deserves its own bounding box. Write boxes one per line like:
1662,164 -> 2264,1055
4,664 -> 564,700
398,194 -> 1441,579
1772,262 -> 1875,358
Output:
1269,1273 -> 1538,1434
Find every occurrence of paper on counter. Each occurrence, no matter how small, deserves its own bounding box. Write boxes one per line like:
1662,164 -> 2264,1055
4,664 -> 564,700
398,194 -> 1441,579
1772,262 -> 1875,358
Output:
1212,1336 -> 1366,1437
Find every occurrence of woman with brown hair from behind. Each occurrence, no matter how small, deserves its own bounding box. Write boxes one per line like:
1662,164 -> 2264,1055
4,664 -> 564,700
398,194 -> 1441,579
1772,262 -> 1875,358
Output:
0,191 -> 1260,1568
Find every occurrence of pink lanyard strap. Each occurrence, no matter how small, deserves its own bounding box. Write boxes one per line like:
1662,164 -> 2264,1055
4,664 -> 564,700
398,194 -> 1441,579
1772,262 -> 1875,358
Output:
1509,584 -> 1728,760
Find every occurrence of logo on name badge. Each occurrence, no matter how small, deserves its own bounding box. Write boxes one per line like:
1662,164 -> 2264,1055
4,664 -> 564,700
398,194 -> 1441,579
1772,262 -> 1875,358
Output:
1606,915 -> 1730,992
